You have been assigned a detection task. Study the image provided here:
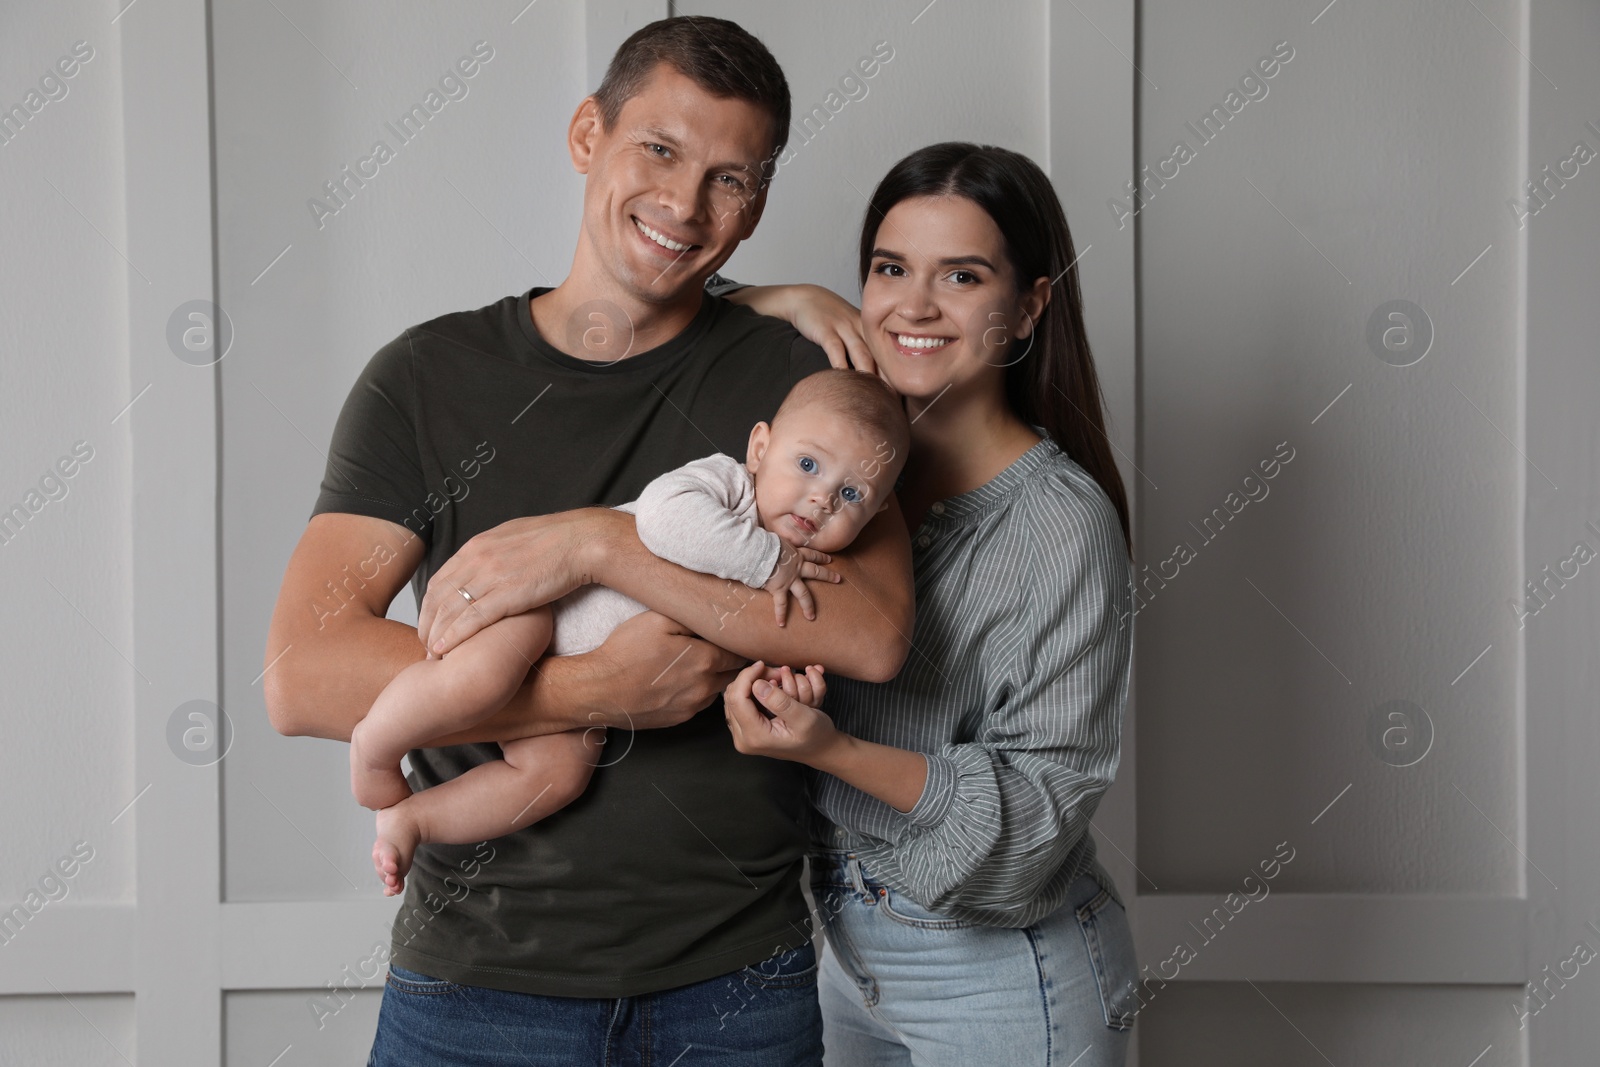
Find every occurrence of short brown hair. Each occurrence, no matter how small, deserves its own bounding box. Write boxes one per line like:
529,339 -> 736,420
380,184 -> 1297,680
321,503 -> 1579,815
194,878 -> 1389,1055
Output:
593,16 -> 791,178
774,369 -> 911,485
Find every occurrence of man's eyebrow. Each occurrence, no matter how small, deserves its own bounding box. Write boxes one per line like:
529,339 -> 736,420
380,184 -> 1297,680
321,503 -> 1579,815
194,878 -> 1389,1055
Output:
638,126 -> 684,150
870,247 -> 996,271
637,125 -> 763,175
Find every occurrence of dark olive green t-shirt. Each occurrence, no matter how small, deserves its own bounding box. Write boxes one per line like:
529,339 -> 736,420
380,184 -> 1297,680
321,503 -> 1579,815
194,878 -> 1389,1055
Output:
311,287 -> 829,997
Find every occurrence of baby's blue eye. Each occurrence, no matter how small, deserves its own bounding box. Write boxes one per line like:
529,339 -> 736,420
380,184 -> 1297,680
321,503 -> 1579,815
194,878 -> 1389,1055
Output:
798,456 -> 818,474
840,486 -> 863,504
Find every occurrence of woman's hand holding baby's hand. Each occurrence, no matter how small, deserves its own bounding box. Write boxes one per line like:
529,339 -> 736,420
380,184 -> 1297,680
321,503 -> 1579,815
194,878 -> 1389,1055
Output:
763,545 -> 840,626
724,660 -> 837,764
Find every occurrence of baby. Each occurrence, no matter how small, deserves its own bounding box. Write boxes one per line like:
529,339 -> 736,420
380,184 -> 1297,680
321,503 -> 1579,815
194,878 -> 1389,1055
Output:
349,368 -> 911,895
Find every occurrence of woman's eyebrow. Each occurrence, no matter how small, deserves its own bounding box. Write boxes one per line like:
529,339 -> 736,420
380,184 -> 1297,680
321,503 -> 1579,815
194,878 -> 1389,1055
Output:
937,255 -> 996,270
870,248 -> 995,270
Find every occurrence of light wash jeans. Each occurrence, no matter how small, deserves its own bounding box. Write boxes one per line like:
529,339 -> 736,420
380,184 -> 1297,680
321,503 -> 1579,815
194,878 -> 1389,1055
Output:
810,849 -> 1138,1067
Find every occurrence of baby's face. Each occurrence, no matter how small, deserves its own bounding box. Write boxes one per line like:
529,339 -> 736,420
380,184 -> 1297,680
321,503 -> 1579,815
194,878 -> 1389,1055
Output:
746,407 -> 900,554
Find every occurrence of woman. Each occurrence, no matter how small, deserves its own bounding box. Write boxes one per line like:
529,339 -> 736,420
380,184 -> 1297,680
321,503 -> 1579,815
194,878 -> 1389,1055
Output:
721,142 -> 1140,1066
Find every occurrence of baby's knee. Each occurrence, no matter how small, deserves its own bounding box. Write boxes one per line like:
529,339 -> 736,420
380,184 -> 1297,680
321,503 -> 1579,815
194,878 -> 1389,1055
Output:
548,738 -> 599,807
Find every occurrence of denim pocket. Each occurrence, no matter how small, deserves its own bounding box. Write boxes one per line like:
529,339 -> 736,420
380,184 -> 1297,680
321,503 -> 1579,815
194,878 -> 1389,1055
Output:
1074,889 -> 1139,1030
873,885 -> 977,930
737,939 -> 819,990
385,962 -> 462,996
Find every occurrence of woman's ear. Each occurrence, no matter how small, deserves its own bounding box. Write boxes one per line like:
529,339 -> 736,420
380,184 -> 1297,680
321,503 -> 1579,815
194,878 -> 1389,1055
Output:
746,421 -> 771,473
1016,276 -> 1052,339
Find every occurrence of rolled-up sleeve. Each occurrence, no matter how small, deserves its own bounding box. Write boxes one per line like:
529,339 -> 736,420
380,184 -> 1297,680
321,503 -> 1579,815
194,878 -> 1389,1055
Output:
865,480 -> 1133,913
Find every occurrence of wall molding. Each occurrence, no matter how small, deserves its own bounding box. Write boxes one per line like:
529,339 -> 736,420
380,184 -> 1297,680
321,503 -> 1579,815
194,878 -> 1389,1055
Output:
1135,893 -> 1528,985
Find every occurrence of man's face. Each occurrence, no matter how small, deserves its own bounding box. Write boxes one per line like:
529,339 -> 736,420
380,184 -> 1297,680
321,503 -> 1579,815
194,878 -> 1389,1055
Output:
571,63 -> 774,306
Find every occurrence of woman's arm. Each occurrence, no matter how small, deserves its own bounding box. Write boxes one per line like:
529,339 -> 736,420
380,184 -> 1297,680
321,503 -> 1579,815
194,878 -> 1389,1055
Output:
719,281 -> 876,374
724,661 -> 928,813
728,495 -> 1135,914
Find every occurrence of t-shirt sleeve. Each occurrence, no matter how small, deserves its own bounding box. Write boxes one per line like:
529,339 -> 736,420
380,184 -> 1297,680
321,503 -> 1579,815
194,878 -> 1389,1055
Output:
703,271 -> 750,298
309,330 -> 429,541
789,333 -> 830,381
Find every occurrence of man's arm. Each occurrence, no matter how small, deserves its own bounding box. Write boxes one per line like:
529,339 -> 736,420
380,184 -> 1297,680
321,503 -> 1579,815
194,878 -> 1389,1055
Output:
264,513 -> 735,742
592,494 -> 914,682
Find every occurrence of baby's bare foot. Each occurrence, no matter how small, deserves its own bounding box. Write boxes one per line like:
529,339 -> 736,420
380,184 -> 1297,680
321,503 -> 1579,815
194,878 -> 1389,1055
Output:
373,805 -> 423,897
350,725 -> 412,810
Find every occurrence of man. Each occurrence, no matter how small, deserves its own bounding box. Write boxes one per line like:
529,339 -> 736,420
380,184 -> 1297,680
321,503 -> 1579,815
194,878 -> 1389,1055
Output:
264,16 -> 914,1066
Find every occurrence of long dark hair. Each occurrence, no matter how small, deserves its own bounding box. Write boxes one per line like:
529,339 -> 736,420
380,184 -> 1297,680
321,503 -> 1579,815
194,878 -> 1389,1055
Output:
857,142 -> 1132,558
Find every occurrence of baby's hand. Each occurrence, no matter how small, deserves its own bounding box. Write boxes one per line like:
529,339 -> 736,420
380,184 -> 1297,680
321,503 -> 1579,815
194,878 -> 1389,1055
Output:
763,545 -> 840,626
760,662 -> 826,709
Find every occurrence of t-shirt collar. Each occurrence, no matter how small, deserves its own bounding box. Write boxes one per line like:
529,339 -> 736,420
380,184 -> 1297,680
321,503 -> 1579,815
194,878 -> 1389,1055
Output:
516,285 -> 720,374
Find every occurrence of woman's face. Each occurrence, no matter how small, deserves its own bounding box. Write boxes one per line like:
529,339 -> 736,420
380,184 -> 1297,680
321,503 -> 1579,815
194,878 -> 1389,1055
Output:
860,195 -> 1040,405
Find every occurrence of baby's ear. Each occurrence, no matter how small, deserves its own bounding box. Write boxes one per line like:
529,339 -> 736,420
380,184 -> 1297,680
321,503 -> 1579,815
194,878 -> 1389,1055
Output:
746,421 -> 771,472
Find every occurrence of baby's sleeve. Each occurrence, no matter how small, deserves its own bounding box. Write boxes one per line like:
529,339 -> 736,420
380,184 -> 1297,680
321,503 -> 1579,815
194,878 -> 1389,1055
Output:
632,454 -> 782,588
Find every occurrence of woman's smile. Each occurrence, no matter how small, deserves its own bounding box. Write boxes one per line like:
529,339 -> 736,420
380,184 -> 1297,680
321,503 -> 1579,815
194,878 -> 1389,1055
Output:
889,332 -> 956,355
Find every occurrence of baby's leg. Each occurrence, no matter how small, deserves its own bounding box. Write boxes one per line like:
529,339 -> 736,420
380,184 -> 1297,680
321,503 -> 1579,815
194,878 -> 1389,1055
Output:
350,607 -> 552,810
372,727 -> 601,895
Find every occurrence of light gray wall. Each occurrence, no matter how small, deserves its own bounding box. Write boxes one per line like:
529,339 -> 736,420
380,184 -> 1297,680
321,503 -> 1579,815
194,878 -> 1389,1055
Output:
0,2 -> 136,1064
1135,0 -> 1524,897
683,0 -> 1048,297
0,4 -> 133,900
215,0 -> 588,901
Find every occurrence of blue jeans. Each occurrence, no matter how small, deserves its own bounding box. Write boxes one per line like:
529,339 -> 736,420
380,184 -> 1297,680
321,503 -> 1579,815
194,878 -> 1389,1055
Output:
811,850 -> 1138,1066
366,941 -> 822,1066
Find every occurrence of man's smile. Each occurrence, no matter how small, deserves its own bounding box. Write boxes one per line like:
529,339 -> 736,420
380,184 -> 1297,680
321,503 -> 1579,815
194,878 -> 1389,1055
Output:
633,216 -> 698,254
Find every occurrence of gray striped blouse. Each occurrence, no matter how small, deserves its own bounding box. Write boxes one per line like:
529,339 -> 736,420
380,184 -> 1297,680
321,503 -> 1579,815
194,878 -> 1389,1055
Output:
809,436 -> 1135,929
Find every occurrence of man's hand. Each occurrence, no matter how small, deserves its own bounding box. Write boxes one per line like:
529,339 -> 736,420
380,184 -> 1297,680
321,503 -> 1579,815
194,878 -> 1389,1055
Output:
419,509 -> 615,656
723,659 -> 838,764
586,609 -> 747,730
762,545 -> 839,627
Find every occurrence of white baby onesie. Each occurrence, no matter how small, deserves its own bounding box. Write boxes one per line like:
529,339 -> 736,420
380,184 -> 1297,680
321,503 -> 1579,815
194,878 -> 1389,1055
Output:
547,453 -> 781,656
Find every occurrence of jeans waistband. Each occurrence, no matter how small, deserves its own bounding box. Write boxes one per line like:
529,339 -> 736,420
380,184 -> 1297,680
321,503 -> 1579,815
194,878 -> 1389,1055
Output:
809,848 -> 860,873
811,848 -> 1121,921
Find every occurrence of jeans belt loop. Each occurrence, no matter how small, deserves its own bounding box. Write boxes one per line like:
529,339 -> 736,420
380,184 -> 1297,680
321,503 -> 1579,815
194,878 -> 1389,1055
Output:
845,856 -> 874,903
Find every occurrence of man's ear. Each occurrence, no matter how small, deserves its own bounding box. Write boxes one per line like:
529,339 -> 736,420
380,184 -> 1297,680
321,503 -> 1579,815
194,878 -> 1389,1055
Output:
746,421 -> 771,473
1016,276 -> 1052,340
568,96 -> 603,174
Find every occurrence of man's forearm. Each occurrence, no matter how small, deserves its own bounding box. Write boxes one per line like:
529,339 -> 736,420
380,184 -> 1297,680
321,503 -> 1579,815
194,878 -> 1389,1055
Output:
267,614 -> 423,742
422,653 -> 601,745
591,506 -> 915,682
270,615 -> 584,744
